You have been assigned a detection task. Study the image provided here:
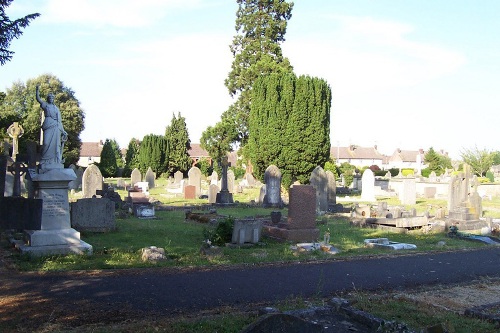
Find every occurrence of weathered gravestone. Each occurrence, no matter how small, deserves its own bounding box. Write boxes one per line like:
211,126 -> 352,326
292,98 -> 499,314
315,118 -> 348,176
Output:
400,178 -> 416,205
145,167 -> 155,189
231,219 -> 264,245
326,170 -> 337,205
227,169 -> 235,193
263,185 -> 319,242
173,170 -> 183,184
216,156 -> 233,204
130,168 -> 142,187
70,198 -> 115,232
263,165 -> 281,207
208,183 -> 219,204
361,169 -> 376,202
309,166 -> 328,212
82,164 -> 103,198
188,166 -> 202,198
210,171 -> 218,185
245,173 -> 256,186
68,164 -> 79,190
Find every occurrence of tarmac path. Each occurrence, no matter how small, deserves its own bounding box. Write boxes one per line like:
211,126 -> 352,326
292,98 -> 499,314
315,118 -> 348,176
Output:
2,247 -> 500,318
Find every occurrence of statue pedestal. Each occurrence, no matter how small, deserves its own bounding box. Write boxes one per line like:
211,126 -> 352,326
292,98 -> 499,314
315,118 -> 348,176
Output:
17,168 -> 92,256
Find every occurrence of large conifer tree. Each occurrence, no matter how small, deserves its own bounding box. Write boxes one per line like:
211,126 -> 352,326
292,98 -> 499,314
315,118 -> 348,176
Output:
248,73 -> 331,188
165,112 -> 191,175
98,139 -> 117,177
138,134 -> 167,177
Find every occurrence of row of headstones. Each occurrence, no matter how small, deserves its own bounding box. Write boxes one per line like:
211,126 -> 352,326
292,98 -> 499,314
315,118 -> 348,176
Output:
360,168 -> 417,205
257,165 -> 337,212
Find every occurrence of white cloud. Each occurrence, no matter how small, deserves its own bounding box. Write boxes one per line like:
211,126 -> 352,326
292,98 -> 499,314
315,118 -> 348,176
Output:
36,0 -> 206,28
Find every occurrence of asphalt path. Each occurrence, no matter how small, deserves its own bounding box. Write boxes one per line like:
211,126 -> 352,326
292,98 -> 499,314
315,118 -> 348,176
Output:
2,247 -> 500,315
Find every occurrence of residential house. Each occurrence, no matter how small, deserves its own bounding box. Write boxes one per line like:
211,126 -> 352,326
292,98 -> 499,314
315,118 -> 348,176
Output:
331,145 -> 385,169
77,141 -> 103,168
386,148 -> 426,170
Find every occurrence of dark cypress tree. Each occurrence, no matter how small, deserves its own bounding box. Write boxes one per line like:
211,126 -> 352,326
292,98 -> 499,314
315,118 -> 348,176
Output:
165,112 -> 191,175
124,138 -> 140,177
98,139 -> 117,177
138,134 -> 167,176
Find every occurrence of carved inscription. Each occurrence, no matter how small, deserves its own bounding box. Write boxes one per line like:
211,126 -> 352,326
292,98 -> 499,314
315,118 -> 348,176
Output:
43,193 -> 67,217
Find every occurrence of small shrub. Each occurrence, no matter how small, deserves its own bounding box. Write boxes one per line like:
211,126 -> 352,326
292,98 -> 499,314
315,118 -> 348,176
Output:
421,168 -> 431,178
203,216 -> 234,246
486,171 -> 494,183
401,168 -> 414,176
388,168 -> 399,177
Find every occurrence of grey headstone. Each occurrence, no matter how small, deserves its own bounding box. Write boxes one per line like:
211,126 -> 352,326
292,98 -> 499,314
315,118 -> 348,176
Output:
309,166 -> 328,212
188,166 -> 202,197
70,198 -> 115,232
245,173 -> 256,186
227,169 -> 235,193
68,164 -> 78,190
145,167 -> 155,189
82,164 -> 103,198
326,170 -> 337,205
131,168 -> 142,187
174,170 -> 183,184
400,178 -> 416,205
208,183 -> 219,204
263,165 -> 281,207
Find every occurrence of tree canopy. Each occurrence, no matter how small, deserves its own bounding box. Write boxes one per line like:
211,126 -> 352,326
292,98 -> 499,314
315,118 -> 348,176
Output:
98,139 -> 118,177
164,112 -> 191,176
424,147 -> 452,176
138,134 -> 168,177
124,138 -> 140,177
247,72 -> 331,188
0,74 -> 85,166
0,0 -> 40,65
203,0 -> 294,152
461,146 -> 494,177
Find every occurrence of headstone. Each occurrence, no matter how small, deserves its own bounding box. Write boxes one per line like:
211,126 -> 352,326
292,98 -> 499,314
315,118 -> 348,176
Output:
68,164 -> 78,190
216,156 -> 233,204
82,164 -> 103,198
258,185 -> 266,204
263,165 -> 281,207
210,171 -> 218,185
75,167 -> 84,190
423,187 -> 436,199
70,198 -> 115,232
188,166 -> 202,197
360,169 -> 376,202
0,197 -> 42,230
116,178 -> 125,189
326,170 -> 337,205
184,185 -> 196,200
231,219 -> 264,245
208,183 -> 219,204
400,178 -> 416,205
428,171 -> 437,182
309,166 -> 328,212
245,173 -> 256,186
174,170 -> 183,184
136,204 -> 155,219
145,167 -> 155,189
130,168 -> 142,187
227,169 -> 235,193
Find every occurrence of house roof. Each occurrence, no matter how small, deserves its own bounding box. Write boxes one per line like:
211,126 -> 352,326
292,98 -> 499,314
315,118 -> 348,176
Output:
389,148 -> 425,163
188,143 -> 210,158
330,145 -> 385,160
80,142 -> 103,157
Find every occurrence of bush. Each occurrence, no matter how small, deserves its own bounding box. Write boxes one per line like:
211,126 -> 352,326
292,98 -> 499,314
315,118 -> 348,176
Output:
388,168 -> 399,177
230,166 -> 245,180
197,158 -> 213,177
421,168 -> 431,178
486,171 -> 494,183
401,168 -> 414,177
374,170 -> 387,177
203,216 -> 234,246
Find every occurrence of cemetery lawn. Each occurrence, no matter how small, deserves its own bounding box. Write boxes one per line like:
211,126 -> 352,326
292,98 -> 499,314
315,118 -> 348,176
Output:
2,184 -> 500,332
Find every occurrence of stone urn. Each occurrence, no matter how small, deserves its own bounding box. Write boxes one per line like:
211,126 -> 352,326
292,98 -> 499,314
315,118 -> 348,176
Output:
270,211 -> 282,223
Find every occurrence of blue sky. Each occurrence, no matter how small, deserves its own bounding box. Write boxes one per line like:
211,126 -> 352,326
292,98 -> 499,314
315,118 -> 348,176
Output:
2,0 -> 499,160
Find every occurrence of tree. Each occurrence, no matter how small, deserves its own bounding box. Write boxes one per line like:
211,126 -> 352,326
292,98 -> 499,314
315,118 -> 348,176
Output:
98,139 -> 117,177
461,146 -> 494,177
424,147 -> 451,176
209,0 -> 294,146
200,112 -> 239,164
0,74 -> 85,165
109,139 -> 123,170
123,138 -> 140,177
491,151 -> 500,166
0,0 -> 39,65
138,134 -> 167,177
247,73 -> 331,188
164,112 -> 191,175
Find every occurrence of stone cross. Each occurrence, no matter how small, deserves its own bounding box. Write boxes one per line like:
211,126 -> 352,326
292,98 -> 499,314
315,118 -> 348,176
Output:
7,122 -> 24,161
220,155 -> 231,192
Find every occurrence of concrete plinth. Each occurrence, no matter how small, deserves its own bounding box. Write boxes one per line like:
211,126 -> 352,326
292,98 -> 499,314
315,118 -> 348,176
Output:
19,167 -> 93,256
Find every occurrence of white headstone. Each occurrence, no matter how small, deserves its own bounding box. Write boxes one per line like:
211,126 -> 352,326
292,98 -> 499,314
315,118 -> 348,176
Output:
361,169 -> 376,202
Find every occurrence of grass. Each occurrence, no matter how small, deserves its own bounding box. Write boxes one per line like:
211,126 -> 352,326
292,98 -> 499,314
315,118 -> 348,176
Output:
3,177 -> 500,332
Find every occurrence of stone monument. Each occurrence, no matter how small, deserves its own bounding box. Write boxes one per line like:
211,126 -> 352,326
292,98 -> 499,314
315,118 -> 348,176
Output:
263,165 -> 281,207
17,86 -> 92,256
216,156 -> 233,204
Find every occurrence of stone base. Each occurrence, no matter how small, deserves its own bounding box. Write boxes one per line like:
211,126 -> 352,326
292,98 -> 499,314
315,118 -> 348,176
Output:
216,190 -> 233,204
24,228 -> 82,246
446,219 -> 489,231
263,225 -> 319,242
13,228 -> 93,256
15,240 -> 93,257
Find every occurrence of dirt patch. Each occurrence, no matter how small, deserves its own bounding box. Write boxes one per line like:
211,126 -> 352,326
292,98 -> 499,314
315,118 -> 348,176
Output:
395,277 -> 500,316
